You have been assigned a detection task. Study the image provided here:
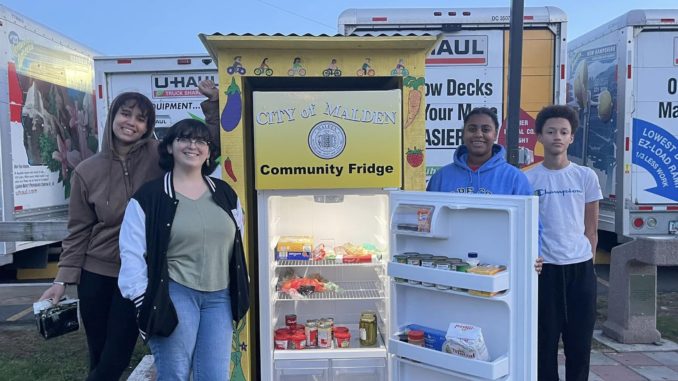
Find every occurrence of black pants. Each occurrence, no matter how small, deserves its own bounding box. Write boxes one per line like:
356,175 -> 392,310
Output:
78,270 -> 138,381
538,259 -> 597,381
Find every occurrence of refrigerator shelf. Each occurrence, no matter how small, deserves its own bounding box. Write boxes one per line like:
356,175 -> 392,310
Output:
389,338 -> 509,380
276,281 -> 384,301
275,332 -> 387,360
387,262 -> 509,293
276,259 -> 382,267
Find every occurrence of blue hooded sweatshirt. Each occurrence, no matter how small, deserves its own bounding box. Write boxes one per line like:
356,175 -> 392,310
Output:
426,144 -> 533,196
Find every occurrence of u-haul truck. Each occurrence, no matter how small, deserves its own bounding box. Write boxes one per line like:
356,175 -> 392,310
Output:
94,55 -> 217,143
568,10 -> 678,240
0,5 -> 96,265
339,6 -> 567,177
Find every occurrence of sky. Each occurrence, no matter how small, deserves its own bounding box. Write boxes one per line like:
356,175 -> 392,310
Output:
2,0 -> 677,56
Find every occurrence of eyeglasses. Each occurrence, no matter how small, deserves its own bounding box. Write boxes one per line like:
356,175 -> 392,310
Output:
175,137 -> 209,148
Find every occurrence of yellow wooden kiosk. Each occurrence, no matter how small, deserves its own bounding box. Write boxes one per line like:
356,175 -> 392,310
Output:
199,33 -> 438,380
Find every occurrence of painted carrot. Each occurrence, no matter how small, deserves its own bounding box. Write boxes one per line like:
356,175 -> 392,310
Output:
221,78 -> 242,132
404,76 -> 425,128
224,156 -> 237,182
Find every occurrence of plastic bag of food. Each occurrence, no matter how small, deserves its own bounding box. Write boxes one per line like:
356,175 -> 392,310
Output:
441,322 -> 490,361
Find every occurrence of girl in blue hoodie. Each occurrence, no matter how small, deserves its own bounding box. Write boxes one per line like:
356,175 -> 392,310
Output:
426,107 -> 533,196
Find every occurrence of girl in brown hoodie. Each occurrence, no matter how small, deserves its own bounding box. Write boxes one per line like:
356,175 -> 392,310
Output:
39,92 -> 164,381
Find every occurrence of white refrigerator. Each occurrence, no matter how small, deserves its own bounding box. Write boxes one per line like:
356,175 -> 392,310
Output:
257,189 -> 539,381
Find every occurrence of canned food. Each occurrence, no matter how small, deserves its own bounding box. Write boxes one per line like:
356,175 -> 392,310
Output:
288,330 -> 306,350
334,329 -> 351,348
318,320 -> 333,348
435,259 -> 452,290
448,257 -> 464,264
453,261 -> 470,291
393,254 -> 409,283
456,262 -> 471,272
407,256 -> 422,285
285,314 -> 297,327
421,257 -> 436,287
359,311 -> 377,347
274,328 -> 291,349
305,320 -> 318,348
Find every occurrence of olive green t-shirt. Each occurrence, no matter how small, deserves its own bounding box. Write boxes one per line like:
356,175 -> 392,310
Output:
167,192 -> 236,291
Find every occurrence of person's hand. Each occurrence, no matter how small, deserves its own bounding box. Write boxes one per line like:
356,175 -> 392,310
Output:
39,283 -> 66,305
534,256 -> 544,275
198,79 -> 219,102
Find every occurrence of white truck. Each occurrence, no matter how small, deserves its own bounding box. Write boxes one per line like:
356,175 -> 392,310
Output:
339,7 -> 567,176
0,5 -> 96,265
94,55 -> 217,145
567,10 -> 678,242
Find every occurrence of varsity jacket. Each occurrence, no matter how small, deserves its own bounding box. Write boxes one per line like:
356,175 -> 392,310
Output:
118,172 -> 250,341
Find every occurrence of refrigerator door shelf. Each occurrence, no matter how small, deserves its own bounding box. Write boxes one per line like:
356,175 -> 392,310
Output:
393,281 -> 510,302
392,203 -> 446,239
388,262 -> 509,293
390,339 -> 509,380
275,281 -> 385,301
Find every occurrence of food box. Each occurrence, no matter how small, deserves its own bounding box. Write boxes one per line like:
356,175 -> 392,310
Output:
276,236 -> 313,261
405,324 -> 447,351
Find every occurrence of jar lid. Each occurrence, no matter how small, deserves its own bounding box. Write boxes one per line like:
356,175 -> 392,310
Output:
334,326 -> 349,333
468,252 -> 478,258
408,330 -> 425,340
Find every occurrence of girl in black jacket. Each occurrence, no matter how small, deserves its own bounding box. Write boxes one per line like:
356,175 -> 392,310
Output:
118,119 -> 249,380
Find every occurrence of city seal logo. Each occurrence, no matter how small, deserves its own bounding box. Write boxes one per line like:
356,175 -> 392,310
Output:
308,121 -> 346,159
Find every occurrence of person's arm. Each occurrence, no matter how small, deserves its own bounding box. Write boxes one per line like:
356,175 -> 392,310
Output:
39,171 -> 96,302
198,80 -> 220,144
584,200 -> 599,259
523,170 -> 543,273
118,198 -> 149,309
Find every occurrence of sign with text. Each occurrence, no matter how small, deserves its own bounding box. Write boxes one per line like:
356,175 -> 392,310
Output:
253,90 -> 402,189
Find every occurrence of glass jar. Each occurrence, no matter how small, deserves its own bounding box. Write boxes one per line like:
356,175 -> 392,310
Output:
407,330 -> 425,347
334,329 -> 351,348
317,320 -> 332,348
359,311 -> 377,347
305,319 -> 318,348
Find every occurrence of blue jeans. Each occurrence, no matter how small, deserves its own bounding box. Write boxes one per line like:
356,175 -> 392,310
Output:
149,280 -> 233,381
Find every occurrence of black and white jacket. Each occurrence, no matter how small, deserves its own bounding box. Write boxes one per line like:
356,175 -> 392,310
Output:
118,172 -> 250,342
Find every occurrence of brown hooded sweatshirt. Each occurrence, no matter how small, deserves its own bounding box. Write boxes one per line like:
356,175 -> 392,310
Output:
55,107 -> 164,284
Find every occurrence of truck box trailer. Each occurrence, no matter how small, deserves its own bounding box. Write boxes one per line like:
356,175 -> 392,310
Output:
94,55 -> 217,146
567,10 -> 678,240
339,6 -> 567,177
0,5 -> 96,265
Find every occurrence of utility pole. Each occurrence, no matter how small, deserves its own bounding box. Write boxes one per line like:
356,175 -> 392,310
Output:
506,0 -> 524,167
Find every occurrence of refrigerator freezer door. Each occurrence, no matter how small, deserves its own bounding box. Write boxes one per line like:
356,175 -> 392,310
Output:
388,191 -> 539,381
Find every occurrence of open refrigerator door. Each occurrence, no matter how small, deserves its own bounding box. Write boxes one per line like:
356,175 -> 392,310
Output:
388,191 -> 539,381
258,189 -> 391,381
